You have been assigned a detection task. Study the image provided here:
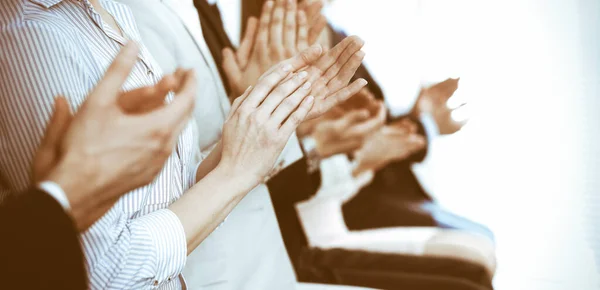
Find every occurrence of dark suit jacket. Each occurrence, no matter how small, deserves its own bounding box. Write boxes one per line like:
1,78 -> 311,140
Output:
0,189 -> 87,290
194,0 -> 235,95
267,159 -> 493,290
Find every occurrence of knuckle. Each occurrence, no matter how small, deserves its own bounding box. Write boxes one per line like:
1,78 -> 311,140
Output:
250,111 -> 263,123
281,98 -> 297,110
284,21 -> 295,31
329,79 -> 343,89
289,113 -> 303,125
238,106 -> 252,118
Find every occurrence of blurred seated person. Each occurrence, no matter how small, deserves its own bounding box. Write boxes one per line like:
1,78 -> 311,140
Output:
267,150 -> 496,290
289,85 -> 496,280
0,44 -> 196,289
242,0 -> 494,241
189,1 -> 495,289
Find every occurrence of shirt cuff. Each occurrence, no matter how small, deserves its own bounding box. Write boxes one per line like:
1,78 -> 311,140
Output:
419,112 -> 439,144
38,181 -> 70,211
133,209 -> 188,288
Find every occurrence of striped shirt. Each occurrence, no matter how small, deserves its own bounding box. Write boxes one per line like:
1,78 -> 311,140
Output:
0,0 -> 197,289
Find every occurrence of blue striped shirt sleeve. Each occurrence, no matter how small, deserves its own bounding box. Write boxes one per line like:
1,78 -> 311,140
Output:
0,21 -> 187,289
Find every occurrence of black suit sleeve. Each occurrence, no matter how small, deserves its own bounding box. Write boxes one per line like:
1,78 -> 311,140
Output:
0,189 -> 87,290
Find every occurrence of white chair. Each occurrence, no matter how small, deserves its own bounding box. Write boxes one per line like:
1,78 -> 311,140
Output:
295,155 -> 497,278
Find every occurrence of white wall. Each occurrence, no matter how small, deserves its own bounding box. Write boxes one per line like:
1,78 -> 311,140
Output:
325,0 -> 600,289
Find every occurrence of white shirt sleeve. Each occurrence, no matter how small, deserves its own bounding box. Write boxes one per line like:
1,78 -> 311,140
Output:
38,181 -> 70,211
419,112 -> 440,147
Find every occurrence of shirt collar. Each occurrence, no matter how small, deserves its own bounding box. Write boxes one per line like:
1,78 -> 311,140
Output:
29,0 -> 66,9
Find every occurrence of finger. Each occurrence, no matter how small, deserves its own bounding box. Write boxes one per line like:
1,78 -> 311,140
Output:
324,50 -> 366,95
296,10 -> 309,51
227,86 -> 253,121
308,15 -> 327,45
312,78 -> 368,118
244,45 -> 322,108
143,70 -> 196,133
304,0 -> 324,25
119,74 -> 176,114
259,70 -> 310,116
268,75 -> 313,125
33,97 -> 73,183
374,102 -> 387,121
40,97 -> 73,148
283,0 -> 297,57
335,139 -> 365,155
90,42 -> 139,105
261,44 -> 322,78
269,0 -> 286,61
280,95 -> 314,135
238,17 -> 259,68
222,47 -> 243,87
313,35 -> 363,73
406,135 -> 427,151
345,113 -> 386,139
337,109 -> 370,129
322,45 -> 365,88
256,1 -> 274,66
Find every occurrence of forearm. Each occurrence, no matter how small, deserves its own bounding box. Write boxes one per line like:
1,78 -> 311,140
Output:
195,142 -> 223,182
172,163 -> 256,254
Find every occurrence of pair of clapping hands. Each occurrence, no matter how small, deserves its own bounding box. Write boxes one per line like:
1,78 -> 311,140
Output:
33,26 -> 367,231
223,0 -> 330,98
296,87 -> 426,175
301,77 -> 467,176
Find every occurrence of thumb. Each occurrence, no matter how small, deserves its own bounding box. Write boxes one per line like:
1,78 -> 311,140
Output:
222,47 -> 243,87
40,97 -> 73,149
33,97 -> 73,183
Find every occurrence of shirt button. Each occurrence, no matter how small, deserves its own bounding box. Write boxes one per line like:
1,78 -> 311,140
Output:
153,280 -> 159,286
167,277 -> 172,281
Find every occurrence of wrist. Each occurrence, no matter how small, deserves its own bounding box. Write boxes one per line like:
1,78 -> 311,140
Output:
214,160 -> 261,191
45,155 -> 99,217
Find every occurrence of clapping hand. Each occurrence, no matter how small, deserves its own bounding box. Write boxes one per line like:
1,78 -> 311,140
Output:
353,119 -> 426,176
32,43 -> 196,231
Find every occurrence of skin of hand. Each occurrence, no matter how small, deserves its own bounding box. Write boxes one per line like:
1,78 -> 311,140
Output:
296,87 -> 380,138
221,0 -> 328,97
31,43 -> 197,231
170,44 -> 341,253
224,33 -> 368,120
337,87 -> 382,117
352,119 -> 426,176
298,0 -> 328,45
311,101 -> 386,158
412,77 -> 467,135
412,77 -> 459,116
218,46 -> 323,184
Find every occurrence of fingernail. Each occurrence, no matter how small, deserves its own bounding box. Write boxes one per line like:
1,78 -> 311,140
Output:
311,44 -> 323,55
302,81 -> 312,90
298,71 -> 308,79
358,79 -> 368,86
282,64 -> 293,72
306,95 -> 314,103
266,1 -> 274,8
